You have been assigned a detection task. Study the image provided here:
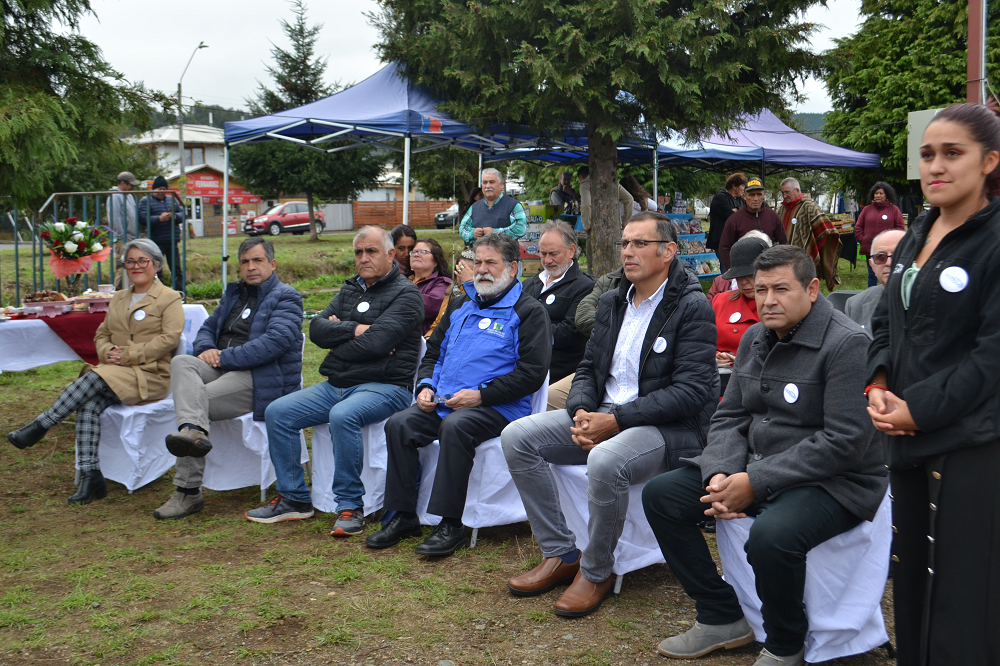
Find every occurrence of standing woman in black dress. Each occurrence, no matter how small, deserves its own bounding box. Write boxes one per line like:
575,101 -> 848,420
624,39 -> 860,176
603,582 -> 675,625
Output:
866,102 -> 1000,665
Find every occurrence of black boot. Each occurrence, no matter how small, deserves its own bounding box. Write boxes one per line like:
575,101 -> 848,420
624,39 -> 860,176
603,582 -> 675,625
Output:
68,470 -> 108,505
7,420 -> 49,450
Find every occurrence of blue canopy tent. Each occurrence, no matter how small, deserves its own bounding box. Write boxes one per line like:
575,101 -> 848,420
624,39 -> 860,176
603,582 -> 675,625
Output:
221,62 -> 591,285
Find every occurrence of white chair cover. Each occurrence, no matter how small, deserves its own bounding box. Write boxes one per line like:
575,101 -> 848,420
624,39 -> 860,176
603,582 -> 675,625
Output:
96,398 -> 178,491
550,467 -> 665,575
310,339 -> 426,515
201,412 -> 309,492
715,491 -> 892,663
415,378 -> 549,527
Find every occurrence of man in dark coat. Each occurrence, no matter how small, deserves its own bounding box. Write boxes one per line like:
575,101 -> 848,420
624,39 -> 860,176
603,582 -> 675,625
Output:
137,175 -> 186,291
706,173 -> 747,256
642,245 -> 888,666
156,237 -> 304,520
522,220 -> 595,383
717,177 -> 787,269
365,233 -> 551,557
245,226 -> 424,532
501,212 -> 719,618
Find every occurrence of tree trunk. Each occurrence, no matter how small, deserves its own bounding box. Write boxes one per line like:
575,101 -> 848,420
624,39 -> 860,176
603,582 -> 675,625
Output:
587,121 -> 620,276
306,190 -> 318,242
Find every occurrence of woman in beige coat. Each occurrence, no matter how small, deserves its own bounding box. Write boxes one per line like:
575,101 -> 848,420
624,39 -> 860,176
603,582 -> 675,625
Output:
6,239 -> 183,504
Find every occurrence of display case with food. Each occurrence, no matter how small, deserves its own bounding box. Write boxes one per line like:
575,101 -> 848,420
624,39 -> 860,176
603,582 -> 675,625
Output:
666,213 -> 720,281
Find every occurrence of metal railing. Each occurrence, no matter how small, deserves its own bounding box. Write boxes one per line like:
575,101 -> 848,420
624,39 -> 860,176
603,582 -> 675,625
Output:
3,190 -> 189,305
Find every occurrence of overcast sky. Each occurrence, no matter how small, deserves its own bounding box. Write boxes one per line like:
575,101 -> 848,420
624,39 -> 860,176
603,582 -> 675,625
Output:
79,0 -> 860,118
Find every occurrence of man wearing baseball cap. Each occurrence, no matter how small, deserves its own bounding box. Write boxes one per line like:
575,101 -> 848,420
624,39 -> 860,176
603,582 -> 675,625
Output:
717,178 -> 786,271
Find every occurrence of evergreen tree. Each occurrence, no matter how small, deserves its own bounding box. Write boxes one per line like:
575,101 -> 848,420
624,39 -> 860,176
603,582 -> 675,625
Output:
1,0 -> 171,208
370,0 -> 824,274
822,0 -> 1000,204
232,0 -> 385,241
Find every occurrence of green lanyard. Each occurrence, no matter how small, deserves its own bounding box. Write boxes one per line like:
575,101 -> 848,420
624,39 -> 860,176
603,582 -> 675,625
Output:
901,262 -> 920,310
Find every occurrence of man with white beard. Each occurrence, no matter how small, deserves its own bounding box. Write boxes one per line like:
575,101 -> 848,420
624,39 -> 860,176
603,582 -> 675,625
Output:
367,233 -> 552,556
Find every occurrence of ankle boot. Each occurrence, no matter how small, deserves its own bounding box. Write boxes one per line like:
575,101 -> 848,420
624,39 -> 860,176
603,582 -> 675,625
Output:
69,470 -> 108,505
7,420 -> 49,449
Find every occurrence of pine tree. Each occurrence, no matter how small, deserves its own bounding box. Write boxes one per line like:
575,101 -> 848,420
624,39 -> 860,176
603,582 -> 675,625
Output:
370,0 -> 825,274
232,0 -> 385,241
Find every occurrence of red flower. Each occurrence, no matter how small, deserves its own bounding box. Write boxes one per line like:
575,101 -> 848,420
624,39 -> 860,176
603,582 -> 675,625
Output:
40,231 -> 51,239
92,228 -> 100,237
66,217 -> 77,224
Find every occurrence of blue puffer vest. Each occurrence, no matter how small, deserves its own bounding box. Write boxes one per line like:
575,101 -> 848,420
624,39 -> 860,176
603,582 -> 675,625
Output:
193,273 -> 304,420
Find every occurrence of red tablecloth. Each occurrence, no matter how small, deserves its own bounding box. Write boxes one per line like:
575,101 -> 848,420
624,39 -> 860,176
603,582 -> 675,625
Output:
38,311 -> 107,365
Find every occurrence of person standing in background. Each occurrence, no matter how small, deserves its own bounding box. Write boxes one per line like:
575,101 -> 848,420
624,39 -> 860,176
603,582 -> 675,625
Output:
706,173 -> 747,265
107,172 -> 139,287
854,182 -> 905,287
137,176 -> 186,293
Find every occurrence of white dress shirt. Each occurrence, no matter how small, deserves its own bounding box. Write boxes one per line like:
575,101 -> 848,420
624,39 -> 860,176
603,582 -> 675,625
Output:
538,261 -> 573,294
603,277 -> 669,405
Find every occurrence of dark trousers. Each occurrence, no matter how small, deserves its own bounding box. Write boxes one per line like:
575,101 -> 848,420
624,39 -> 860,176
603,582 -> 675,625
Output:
642,465 -> 860,656
383,404 -> 509,519
155,240 -> 184,292
890,442 -> 1000,666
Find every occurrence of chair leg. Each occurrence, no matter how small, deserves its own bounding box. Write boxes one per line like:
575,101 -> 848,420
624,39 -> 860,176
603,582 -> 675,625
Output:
469,527 -> 479,549
74,469 -> 80,487
613,574 -> 623,596
305,460 -> 311,482
261,487 -> 266,504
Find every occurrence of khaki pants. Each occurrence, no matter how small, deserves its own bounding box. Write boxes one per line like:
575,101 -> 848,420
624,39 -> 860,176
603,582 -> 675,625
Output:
546,372 -> 574,411
170,354 -> 254,489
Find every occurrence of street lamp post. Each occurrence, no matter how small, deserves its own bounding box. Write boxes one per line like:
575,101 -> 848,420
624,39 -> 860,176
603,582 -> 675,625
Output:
178,42 -> 208,207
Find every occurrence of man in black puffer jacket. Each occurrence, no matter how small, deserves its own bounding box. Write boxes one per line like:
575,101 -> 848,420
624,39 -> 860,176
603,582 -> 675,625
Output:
246,226 -> 424,533
501,212 -> 718,618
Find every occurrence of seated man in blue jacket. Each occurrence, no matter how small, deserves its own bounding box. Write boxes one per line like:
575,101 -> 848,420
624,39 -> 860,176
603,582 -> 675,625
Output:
154,237 -> 303,520
137,176 -> 186,291
501,212 -> 719,617
247,226 -> 424,532
366,233 -> 552,556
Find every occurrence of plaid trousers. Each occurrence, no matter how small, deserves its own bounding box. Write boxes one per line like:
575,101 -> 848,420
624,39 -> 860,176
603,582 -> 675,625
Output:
38,371 -> 120,472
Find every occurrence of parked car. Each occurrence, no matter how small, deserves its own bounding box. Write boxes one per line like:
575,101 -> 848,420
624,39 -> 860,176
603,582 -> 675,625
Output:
435,203 -> 459,229
244,202 -> 325,236
692,198 -> 710,220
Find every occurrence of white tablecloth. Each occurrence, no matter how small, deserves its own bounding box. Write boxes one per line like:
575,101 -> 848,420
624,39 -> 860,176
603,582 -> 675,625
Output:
0,304 -> 209,372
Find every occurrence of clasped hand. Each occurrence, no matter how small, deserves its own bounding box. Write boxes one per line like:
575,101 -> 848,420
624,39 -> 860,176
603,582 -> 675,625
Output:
416,388 -> 482,413
867,388 -> 918,436
701,473 -> 756,520
198,348 -> 221,368
571,410 -> 619,450
106,345 -> 123,366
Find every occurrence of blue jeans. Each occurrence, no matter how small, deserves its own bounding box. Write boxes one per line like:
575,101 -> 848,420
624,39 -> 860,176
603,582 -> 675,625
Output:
265,381 -> 413,509
865,256 -> 877,287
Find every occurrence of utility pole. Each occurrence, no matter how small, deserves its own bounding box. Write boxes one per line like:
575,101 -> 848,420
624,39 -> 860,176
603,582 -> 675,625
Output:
968,0 -> 987,103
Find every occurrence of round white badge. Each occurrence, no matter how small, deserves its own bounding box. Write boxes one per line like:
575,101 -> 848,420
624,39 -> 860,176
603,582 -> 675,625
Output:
653,337 -> 667,353
133,310 -> 145,321
728,312 -> 741,324
939,266 -> 969,293
783,383 -> 799,404
241,307 -> 251,320
479,317 -> 491,330
357,301 -> 371,313
791,217 -> 798,225
881,214 -> 888,220
545,294 -> 556,305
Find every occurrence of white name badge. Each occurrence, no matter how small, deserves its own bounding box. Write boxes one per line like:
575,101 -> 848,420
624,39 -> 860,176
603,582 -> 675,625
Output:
783,383 -> 799,404
653,337 -> 667,353
881,214 -> 888,220
479,317 -> 491,329
241,307 -> 251,319
134,310 -> 146,321
357,301 -> 371,313
939,266 -> 969,293
545,294 -> 556,305
791,217 -> 798,225
728,312 -> 741,324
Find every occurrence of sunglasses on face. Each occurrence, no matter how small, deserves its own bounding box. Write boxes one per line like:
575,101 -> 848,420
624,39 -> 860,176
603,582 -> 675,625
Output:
123,258 -> 152,268
871,252 -> 893,265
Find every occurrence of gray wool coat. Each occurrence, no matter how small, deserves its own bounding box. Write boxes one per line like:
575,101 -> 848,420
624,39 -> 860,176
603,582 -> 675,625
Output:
694,295 -> 888,521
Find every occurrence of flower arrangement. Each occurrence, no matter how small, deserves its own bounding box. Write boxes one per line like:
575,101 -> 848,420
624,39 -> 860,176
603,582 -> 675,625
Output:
40,216 -> 113,279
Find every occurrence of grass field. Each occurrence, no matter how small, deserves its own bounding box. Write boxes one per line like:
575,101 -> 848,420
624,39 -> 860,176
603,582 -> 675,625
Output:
0,232 -> 888,666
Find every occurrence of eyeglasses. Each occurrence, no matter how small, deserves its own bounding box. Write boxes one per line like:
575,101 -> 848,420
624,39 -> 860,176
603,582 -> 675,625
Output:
409,249 -> 432,257
871,252 -> 893,265
123,258 -> 152,268
614,238 -> 669,251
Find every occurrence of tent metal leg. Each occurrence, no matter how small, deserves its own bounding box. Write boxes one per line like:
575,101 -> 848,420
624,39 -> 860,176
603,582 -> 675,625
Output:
222,146 -> 230,289
402,136 -> 411,225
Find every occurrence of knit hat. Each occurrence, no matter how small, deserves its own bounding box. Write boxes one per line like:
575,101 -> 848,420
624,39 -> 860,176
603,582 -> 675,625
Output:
722,236 -> 770,280
152,175 -> 169,190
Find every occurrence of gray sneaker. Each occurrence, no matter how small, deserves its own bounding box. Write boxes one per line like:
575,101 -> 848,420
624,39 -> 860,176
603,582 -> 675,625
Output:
656,617 -> 755,659
753,647 -> 805,666
153,490 -> 204,520
330,509 -> 364,537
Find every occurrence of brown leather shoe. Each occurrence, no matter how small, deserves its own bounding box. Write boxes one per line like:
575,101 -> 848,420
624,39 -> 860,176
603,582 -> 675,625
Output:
554,570 -> 615,617
508,554 -> 581,597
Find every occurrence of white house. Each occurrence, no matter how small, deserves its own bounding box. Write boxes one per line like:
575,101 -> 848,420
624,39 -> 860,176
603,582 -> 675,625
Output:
129,124 -> 226,173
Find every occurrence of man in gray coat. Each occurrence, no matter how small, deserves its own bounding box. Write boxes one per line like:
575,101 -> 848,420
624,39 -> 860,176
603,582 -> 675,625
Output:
642,245 -> 888,666
844,229 -> 905,333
